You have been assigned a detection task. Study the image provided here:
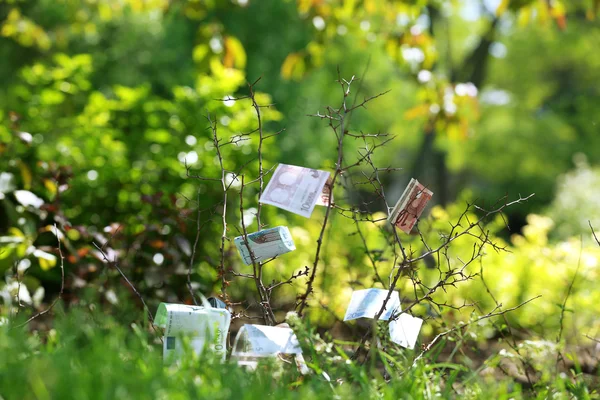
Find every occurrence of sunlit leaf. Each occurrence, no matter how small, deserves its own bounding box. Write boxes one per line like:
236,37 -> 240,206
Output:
404,104 -> 430,120
192,44 -> 209,63
144,129 -> 171,144
14,190 -> 44,208
44,179 -> 58,197
223,36 -> 246,69
280,52 -> 306,81
497,0 -> 510,16
0,172 -> 15,195
0,245 -> 14,259
18,161 -> 32,189
33,249 -> 57,270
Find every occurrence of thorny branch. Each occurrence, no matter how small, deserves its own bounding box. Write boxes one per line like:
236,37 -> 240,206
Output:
373,195 -> 535,322
479,259 -> 536,387
248,77 -> 266,231
183,75 -> 538,367
590,221 -> 600,247
14,225 -> 65,329
297,70 -> 390,316
238,174 -> 276,325
412,295 -> 542,366
185,81 -> 282,321
92,230 -> 162,341
555,236 -> 583,372
207,113 -> 231,299
187,189 -> 203,306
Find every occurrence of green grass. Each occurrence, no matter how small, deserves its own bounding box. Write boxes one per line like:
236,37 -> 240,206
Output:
0,306 -> 596,400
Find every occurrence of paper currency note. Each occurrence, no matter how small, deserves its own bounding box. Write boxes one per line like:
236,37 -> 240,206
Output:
343,288 -> 401,321
232,324 -> 302,356
389,313 -> 423,350
259,164 -> 330,218
155,302 -> 231,362
234,226 -> 296,265
315,176 -> 334,207
388,178 -> 433,234
231,324 -> 308,372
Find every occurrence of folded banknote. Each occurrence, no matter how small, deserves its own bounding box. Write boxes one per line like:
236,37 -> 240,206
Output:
389,313 -> 423,350
343,288 -> 401,321
231,324 -> 309,374
388,178 -> 433,234
155,302 -> 230,362
234,226 -> 296,265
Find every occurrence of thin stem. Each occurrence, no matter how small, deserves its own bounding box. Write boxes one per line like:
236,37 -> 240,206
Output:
187,189 -> 202,306
14,225 -> 65,329
249,78 -> 266,231
239,175 -> 276,325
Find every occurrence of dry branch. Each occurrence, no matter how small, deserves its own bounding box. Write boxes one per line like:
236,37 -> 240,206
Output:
14,225 -> 65,329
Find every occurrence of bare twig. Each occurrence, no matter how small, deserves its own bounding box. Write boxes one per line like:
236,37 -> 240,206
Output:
479,258 -> 535,387
92,238 -> 161,341
412,295 -> 542,366
584,334 -> 600,344
297,70 -> 389,316
555,235 -> 583,372
267,266 -> 310,292
187,188 -> 202,306
248,77 -> 266,231
590,221 -> 600,247
206,113 -> 231,299
238,174 -> 275,325
14,225 -> 65,328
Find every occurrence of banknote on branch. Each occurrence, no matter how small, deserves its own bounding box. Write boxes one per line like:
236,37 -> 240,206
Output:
315,176 -> 334,207
389,313 -> 423,350
234,226 -> 295,265
343,288 -> 401,321
231,324 -> 309,374
155,302 -> 231,363
259,164 -> 331,218
388,178 -> 433,234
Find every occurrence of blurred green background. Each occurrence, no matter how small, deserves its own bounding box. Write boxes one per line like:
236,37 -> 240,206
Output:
0,0 -> 599,346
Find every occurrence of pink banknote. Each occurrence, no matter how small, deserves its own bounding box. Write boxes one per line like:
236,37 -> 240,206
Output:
388,179 -> 433,233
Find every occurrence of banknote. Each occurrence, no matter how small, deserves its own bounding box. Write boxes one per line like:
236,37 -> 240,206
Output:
231,324 -> 308,373
343,288 -> 401,321
388,178 -> 433,233
259,164 -> 330,218
232,324 -> 302,356
234,226 -> 296,265
315,176 -> 334,207
155,302 -> 231,362
389,313 -> 423,350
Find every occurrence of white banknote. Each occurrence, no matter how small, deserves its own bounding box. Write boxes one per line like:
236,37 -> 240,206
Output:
259,164 -> 330,218
234,226 -> 296,265
343,288 -> 401,321
389,313 -> 423,350
155,302 -> 231,362
232,324 -> 302,356
231,324 -> 308,374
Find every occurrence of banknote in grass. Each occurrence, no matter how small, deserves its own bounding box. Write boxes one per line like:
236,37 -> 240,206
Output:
388,178 -> 433,234
231,323 -> 309,374
155,300 -> 230,363
259,164 -> 330,218
234,226 -> 296,265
